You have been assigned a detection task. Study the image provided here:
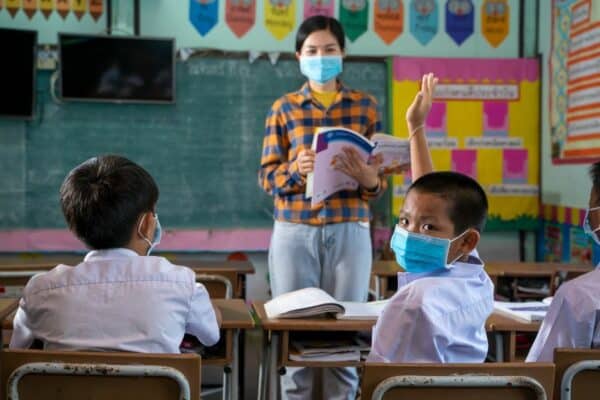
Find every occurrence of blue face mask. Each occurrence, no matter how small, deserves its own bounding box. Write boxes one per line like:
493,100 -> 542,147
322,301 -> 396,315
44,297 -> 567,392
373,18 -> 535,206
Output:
138,213 -> 162,255
390,226 -> 467,273
583,207 -> 600,246
299,55 -> 343,84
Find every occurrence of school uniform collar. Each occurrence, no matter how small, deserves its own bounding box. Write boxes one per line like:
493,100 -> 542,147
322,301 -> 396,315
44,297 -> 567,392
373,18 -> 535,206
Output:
397,258 -> 485,290
84,248 -> 140,262
297,80 -> 353,106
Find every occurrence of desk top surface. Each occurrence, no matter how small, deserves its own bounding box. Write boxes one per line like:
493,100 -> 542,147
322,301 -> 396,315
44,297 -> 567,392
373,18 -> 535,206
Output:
213,299 -> 255,329
486,312 -> 541,332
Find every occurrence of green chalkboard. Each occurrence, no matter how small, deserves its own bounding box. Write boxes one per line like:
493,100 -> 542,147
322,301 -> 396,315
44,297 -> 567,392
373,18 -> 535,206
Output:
0,56 -> 389,229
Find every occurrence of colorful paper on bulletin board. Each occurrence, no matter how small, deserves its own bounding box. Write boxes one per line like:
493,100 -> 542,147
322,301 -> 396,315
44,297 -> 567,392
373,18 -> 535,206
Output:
226,0 -> 256,38
72,0 -> 86,20
264,0 -> 296,40
23,0 -> 38,19
409,0 -> 438,46
551,0 -> 600,163
391,57 -> 540,231
190,0 -> 219,37
374,0 -> 403,45
339,0 -> 369,42
56,0 -> 69,18
304,0 -> 334,19
481,0 -> 509,47
5,0 -> 20,17
40,0 -> 54,18
89,0 -> 102,21
445,0 -> 474,45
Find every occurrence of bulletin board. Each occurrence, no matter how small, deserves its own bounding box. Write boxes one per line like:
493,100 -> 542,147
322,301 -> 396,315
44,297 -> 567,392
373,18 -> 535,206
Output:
551,0 -> 600,163
391,57 -> 540,231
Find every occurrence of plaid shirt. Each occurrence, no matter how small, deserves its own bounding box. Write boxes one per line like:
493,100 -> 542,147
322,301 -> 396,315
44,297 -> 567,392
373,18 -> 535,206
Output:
258,81 -> 386,225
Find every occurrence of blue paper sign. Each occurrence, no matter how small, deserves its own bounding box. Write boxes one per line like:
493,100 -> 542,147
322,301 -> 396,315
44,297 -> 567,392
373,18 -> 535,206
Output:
409,0 -> 438,46
445,0 -> 474,46
190,0 -> 219,37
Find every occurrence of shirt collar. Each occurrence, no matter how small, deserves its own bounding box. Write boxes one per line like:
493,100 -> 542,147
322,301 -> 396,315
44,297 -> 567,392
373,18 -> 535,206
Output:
297,80 -> 353,106
84,248 -> 140,262
397,259 -> 486,290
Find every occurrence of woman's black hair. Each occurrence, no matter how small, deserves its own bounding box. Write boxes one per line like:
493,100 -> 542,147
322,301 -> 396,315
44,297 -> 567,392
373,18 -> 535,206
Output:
295,15 -> 345,52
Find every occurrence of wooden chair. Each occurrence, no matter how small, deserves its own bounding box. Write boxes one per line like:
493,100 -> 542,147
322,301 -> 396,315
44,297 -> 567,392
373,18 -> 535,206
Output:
196,273 -> 233,299
361,362 -> 555,400
554,348 -> 600,400
0,349 -> 201,400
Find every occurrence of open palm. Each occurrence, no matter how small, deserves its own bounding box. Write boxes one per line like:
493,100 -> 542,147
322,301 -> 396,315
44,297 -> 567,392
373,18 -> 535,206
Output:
406,73 -> 438,127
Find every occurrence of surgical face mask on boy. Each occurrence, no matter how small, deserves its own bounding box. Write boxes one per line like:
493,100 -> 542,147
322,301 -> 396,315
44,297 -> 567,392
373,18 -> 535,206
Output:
583,206 -> 600,246
299,55 -> 343,84
390,226 -> 468,273
138,213 -> 162,255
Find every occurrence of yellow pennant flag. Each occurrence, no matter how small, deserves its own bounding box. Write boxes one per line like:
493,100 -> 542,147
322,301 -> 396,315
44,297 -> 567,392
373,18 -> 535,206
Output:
264,0 -> 296,41
40,0 -> 54,18
71,0 -> 86,19
6,0 -> 20,17
481,0 -> 509,48
23,0 -> 38,19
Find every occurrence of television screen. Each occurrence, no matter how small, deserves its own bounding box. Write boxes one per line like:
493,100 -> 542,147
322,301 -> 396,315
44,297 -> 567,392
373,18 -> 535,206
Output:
59,34 -> 175,103
0,28 -> 37,119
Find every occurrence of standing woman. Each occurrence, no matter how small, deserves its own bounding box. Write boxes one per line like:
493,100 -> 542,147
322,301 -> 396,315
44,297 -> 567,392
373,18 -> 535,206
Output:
258,16 -> 386,400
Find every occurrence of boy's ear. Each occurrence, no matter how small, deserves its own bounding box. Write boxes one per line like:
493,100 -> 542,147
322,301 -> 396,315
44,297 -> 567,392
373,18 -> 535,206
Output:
137,211 -> 155,242
459,229 -> 480,255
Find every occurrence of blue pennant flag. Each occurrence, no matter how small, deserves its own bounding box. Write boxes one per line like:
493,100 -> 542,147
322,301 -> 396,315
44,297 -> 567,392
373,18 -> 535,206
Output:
445,0 -> 474,46
190,0 -> 219,37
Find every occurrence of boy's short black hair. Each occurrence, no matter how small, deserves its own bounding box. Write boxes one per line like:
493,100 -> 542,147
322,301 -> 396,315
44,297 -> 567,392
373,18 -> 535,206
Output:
60,155 -> 159,249
296,15 -> 345,52
407,171 -> 488,234
590,161 -> 600,198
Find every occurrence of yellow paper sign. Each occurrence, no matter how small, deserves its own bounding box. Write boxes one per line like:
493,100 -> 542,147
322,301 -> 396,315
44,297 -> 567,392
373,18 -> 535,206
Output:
264,0 -> 296,41
40,0 -> 54,18
6,0 -> 20,17
482,0 -> 510,48
71,0 -> 85,19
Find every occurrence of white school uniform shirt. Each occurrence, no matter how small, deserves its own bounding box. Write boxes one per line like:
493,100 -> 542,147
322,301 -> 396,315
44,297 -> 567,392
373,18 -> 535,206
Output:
526,266 -> 600,362
10,248 -> 220,353
368,253 -> 494,363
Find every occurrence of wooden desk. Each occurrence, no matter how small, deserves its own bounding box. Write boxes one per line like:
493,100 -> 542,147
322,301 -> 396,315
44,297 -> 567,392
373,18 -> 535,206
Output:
253,302 -> 376,400
0,258 -> 255,299
486,312 -> 541,363
1,299 -> 253,400
370,261 -> 403,299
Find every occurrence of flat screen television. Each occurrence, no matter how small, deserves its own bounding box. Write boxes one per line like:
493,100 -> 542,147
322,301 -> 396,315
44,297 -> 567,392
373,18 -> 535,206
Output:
0,28 -> 37,119
59,34 -> 175,103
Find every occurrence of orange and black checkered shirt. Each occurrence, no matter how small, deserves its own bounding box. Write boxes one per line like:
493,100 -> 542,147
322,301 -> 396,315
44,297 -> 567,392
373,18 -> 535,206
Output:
258,81 -> 386,226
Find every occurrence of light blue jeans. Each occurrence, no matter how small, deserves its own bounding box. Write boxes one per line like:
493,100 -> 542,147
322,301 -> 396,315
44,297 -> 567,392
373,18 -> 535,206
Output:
268,220 -> 372,400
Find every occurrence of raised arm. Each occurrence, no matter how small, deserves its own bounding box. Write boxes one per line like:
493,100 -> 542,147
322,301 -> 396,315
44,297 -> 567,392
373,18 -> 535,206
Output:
406,73 -> 438,181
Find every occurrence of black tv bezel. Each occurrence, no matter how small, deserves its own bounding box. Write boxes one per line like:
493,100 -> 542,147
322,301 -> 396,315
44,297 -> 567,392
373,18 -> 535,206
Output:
0,27 -> 38,120
58,33 -> 176,104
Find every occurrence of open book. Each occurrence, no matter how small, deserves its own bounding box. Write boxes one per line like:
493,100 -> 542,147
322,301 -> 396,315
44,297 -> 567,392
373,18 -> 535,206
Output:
264,287 -> 388,320
493,301 -> 549,322
305,127 -> 410,206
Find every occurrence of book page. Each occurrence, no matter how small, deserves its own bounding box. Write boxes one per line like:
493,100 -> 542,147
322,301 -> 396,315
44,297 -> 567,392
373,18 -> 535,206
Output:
493,301 -> 548,322
336,300 -> 388,320
309,127 -> 374,206
264,287 -> 341,319
371,133 -> 410,175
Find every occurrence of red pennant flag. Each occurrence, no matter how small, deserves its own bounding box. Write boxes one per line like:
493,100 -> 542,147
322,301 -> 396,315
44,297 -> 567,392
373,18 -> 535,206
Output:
56,0 -> 69,18
89,0 -> 103,21
23,0 -> 38,19
226,0 -> 256,38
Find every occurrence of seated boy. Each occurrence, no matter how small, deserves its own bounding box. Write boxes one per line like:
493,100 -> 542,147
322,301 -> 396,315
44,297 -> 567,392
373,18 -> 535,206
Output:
526,161 -> 600,362
367,73 -> 493,363
10,155 -> 220,352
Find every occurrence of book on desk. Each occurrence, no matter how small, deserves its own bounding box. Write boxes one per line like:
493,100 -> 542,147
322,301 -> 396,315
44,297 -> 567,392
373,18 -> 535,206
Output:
264,287 -> 387,320
493,301 -> 549,322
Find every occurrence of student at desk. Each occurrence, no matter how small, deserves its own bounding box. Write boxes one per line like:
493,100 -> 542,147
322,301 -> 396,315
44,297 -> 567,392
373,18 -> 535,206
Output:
10,155 -> 220,352
526,161 -> 600,362
368,74 -> 494,363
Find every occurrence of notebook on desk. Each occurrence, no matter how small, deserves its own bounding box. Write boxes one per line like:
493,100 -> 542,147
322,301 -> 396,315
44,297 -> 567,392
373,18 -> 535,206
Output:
264,287 -> 387,320
493,301 -> 548,322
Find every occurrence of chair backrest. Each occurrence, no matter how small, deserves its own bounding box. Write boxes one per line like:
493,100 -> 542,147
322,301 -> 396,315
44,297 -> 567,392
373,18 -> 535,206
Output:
554,348 -> 600,400
196,273 -> 233,299
361,362 -> 555,400
0,349 -> 201,400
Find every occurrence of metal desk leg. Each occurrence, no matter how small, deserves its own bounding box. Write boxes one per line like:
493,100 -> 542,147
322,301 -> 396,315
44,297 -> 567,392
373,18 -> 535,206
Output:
257,330 -> 271,400
231,329 -> 240,400
223,365 -> 232,400
495,332 -> 504,362
268,332 -> 280,400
